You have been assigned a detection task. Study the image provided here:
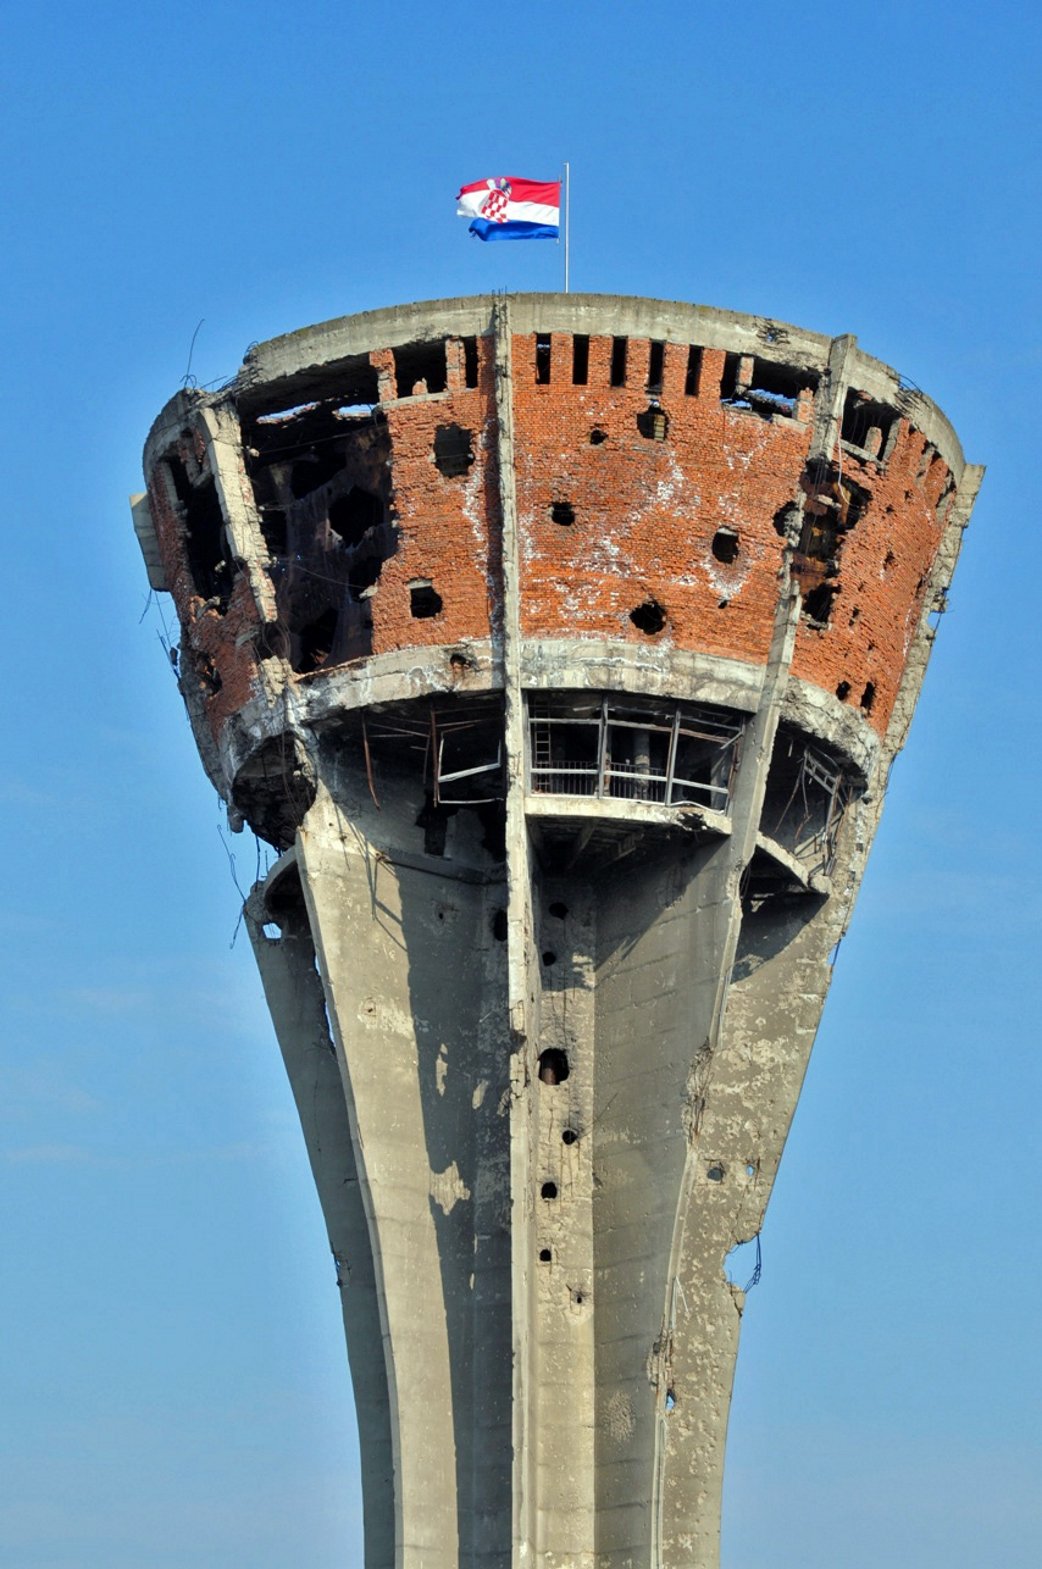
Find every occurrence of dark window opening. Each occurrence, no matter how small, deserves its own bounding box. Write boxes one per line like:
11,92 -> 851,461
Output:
802,584 -> 835,625
393,341 -> 447,397
329,487 -> 383,548
491,908 -> 508,942
761,724 -> 853,880
719,352 -> 744,402
712,528 -> 739,564
630,599 -> 666,635
860,682 -> 876,713
410,582 -> 443,618
636,404 -> 669,441
722,356 -> 817,419
535,334 -> 552,385
562,1128 -> 578,1146
462,336 -> 479,389
290,450 -> 346,499
684,346 -> 703,396
572,334 -> 589,385
433,424 -> 474,478
539,1248 -> 552,1263
538,1048 -> 569,1084
181,474 -> 233,608
551,501 -> 575,526
297,606 -> 340,673
835,681 -> 851,701
589,427 -> 608,445
541,1182 -> 559,1200
610,336 -> 628,387
647,340 -> 665,394
548,900 -> 568,918
842,392 -> 898,461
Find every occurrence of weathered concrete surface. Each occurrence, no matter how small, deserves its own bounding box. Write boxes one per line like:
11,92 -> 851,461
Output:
133,294 -> 982,1569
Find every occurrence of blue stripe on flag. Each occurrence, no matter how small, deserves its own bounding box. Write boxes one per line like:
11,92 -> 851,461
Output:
468,219 -> 559,242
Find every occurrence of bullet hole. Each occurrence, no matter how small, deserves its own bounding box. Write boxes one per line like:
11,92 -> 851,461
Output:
541,1182 -> 559,1200
712,527 -> 740,564
261,922 -> 281,941
707,1163 -> 725,1182
433,424 -> 474,478
573,1290 -> 585,1306
562,1129 -> 578,1146
665,1388 -> 677,1413
836,681 -> 851,701
718,599 -> 729,610
550,501 -> 575,526
630,599 -> 666,636
745,1162 -> 757,1178
883,550 -> 896,572
548,900 -> 568,918
491,908 -> 508,941
860,681 -> 876,713
539,1248 -> 552,1263
542,950 -> 557,967
589,428 -> 608,445
410,582 -> 443,618
636,404 -> 669,441
538,1048 -> 570,1084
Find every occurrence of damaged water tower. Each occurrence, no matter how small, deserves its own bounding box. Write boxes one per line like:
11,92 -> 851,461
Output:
132,294 -> 981,1569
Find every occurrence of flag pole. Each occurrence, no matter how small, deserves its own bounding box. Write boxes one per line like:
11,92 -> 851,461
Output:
563,162 -> 570,293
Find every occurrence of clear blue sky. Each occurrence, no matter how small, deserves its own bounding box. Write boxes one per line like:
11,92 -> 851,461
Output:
1,3 -> 1038,1565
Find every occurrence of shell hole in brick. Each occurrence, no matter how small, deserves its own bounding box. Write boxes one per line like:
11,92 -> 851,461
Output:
883,549 -> 896,572
773,501 -> 799,538
589,427 -> 608,445
538,1048 -> 569,1085
860,681 -> 876,713
394,340 -> 447,397
630,599 -> 666,636
548,900 -> 568,918
329,487 -> 382,547
836,681 -> 851,701
711,527 -> 739,564
572,334 -> 589,385
551,501 -> 575,527
538,1248 -> 552,1263
636,404 -> 669,441
491,908 -> 508,942
562,1128 -> 578,1146
801,584 -> 835,626
433,424 -> 474,478
541,1182 -> 559,1200
409,581 -> 443,618
718,599 -> 729,610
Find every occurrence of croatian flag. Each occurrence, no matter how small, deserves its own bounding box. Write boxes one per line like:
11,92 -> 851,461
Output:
456,177 -> 560,242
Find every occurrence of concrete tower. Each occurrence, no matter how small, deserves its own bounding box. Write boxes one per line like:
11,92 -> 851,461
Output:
132,294 -> 981,1569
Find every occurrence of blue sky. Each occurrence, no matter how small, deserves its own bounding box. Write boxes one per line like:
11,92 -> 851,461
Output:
1,2 -> 1039,1564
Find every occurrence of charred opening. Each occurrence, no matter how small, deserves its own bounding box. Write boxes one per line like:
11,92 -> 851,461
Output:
329,487 -> 382,547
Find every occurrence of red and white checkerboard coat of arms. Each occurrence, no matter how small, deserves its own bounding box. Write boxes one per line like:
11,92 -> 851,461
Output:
479,179 -> 512,223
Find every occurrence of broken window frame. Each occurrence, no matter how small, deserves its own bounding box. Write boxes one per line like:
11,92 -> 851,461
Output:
761,735 -> 852,878
528,696 -> 742,812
